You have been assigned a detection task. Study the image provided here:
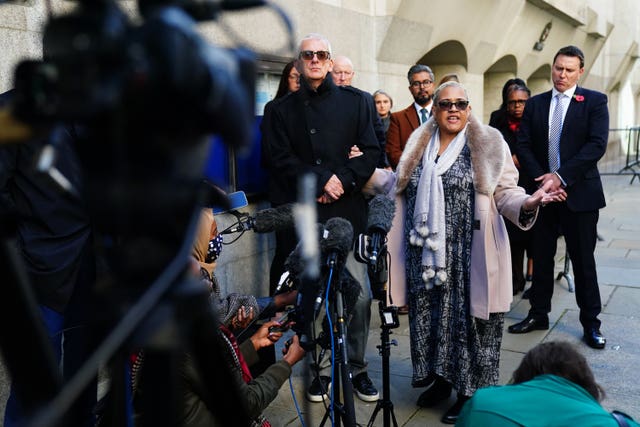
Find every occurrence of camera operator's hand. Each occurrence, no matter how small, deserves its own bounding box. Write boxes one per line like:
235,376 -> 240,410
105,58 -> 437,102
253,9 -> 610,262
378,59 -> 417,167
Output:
250,320 -> 283,350
282,335 -> 306,367
230,306 -> 254,331
273,290 -> 297,309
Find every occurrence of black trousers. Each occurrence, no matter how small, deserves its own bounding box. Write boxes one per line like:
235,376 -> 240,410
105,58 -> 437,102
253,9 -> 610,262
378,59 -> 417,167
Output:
528,203 -> 602,330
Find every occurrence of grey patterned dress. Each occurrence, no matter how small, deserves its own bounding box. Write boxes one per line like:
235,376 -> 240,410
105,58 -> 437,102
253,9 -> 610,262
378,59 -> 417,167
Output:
405,144 -> 504,397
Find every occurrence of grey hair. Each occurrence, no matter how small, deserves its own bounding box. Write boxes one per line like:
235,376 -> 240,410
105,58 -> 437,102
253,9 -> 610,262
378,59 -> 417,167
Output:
298,33 -> 333,57
407,64 -> 434,83
373,89 -> 394,108
433,81 -> 469,103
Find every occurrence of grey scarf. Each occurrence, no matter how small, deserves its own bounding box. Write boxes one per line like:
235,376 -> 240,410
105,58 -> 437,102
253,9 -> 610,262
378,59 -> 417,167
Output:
410,124 -> 468,289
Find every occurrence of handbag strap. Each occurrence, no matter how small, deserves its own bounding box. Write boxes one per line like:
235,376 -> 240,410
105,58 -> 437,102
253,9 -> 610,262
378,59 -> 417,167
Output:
611,411 -> 632,427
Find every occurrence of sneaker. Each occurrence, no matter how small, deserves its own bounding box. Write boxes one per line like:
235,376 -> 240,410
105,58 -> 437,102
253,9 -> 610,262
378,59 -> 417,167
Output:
306,375 -> 331,402
353,372 -> 379,402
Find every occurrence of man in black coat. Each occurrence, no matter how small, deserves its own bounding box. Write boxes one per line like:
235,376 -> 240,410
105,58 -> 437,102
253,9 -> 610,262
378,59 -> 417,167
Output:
508,46 -> 609,350
265,33 -> 381,403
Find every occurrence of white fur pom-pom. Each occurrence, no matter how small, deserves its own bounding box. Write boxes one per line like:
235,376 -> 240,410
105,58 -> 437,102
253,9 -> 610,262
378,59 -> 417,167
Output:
424,268 -> 435,279
410,229 -> 422,246
426,238 -> 438,251
411,232 -> 424,246
434,270 -> 448,286
416,224 -> 429,237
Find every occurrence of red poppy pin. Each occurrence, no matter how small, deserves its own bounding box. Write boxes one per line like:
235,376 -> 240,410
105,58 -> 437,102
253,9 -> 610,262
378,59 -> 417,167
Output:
573,94 -> 585,102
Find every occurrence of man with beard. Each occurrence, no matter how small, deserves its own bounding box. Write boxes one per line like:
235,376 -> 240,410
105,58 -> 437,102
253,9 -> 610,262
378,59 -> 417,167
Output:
385,64 -> 436,169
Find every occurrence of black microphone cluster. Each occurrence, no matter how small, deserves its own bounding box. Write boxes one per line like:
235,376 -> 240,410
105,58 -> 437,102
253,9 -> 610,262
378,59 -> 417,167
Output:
365,194 -> 396,264
220,203 -> 295,235
281,217 -> 362,351
354,194 -> 396,300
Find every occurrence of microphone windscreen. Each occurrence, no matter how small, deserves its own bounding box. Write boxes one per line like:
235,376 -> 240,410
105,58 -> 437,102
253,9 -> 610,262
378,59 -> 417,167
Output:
367,194 -> 396,233
339,268 -> 362,316
320,217 -> 354,259
253,203 -> 295,233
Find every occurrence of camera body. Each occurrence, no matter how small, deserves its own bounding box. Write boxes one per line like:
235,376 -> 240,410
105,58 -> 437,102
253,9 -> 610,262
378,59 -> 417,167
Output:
13,0 -> 255,147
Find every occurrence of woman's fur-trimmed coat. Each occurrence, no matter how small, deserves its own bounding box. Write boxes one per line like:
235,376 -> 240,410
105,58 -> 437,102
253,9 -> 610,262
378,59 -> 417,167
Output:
395,114 -> 537,319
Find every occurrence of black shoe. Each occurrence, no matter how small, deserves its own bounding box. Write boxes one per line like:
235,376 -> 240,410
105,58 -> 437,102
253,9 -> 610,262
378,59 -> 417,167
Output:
306,375 -> 331,402
525,274 -> 533,282
508,315 -> 549,334
521,288 -> 531,299
416,378 -> 451,408
412,372 -> 436,388
584,328 -> 606,349
441,394 -> 470,424
353,372 -> 379,402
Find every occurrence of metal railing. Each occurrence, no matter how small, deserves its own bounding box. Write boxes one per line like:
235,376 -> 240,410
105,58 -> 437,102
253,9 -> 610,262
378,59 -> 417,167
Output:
601,127 -> 640,184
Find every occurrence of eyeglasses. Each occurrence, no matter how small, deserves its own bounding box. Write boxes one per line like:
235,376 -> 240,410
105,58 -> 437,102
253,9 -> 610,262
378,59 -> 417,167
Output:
507,100 -> 527,107
410,79 -> 433,88
437,100 -> 469,110
299,50 -> 331,61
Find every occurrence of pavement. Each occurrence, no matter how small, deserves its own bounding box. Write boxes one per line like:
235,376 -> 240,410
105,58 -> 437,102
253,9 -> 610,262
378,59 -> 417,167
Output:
263,174 -> 640,426
0,174 -> 638,426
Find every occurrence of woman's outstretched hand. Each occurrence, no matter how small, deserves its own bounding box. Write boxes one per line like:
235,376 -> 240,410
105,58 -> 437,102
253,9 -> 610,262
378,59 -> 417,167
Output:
523,179 -> 567,211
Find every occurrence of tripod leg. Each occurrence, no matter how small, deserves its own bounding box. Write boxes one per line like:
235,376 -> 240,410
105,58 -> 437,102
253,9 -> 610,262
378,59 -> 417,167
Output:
367,301 -> 400,427
366,401 -> 383,427
335,289 -> 356,427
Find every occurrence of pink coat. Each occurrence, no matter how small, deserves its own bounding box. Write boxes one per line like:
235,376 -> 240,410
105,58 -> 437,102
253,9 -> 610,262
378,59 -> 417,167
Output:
394,114 -> 538,320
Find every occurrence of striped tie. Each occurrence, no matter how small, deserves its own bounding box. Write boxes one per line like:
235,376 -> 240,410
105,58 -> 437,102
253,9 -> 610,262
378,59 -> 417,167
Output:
548,94 -> 565,172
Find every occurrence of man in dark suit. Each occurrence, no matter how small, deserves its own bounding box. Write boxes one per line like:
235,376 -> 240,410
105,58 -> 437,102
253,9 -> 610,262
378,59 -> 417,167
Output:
508,45 -> 609,350
385,64 -> 435,169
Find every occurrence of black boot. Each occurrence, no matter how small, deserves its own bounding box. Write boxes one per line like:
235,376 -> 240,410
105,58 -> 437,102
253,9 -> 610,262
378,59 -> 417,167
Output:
441,393 -> 470,424
416,376 -> 451,408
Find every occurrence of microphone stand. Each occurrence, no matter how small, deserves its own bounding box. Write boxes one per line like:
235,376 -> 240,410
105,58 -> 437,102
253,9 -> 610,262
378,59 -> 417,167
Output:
367,251 -> 399,427
318,254 -> 356,427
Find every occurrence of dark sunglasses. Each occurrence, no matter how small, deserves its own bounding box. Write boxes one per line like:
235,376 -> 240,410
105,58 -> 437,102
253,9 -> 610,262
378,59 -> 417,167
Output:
299,50 -> 331,61
437,100 -> 469,110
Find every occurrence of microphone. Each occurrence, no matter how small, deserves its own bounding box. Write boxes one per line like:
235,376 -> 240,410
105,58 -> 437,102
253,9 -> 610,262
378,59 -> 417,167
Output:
365,194 -> 396,264
220,203 -> 295,235
337,267 -> 362,317
314,217 -> 354,313
320,217 -> 354,268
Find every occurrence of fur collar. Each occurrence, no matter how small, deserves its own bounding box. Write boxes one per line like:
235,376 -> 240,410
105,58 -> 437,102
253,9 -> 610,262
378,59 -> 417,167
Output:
395,113 -> 507,195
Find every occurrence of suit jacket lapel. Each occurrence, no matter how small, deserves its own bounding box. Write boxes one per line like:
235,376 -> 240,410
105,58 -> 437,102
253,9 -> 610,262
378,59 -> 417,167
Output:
563,86 -> 582,131
404,104 -> 420,129
541,90 -> 553,137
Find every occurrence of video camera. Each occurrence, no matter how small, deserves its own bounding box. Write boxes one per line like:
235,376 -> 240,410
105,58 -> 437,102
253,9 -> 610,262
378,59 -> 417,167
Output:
0,2 -> 297,426
11,0 -> 256,146
5,0 -> 268,285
